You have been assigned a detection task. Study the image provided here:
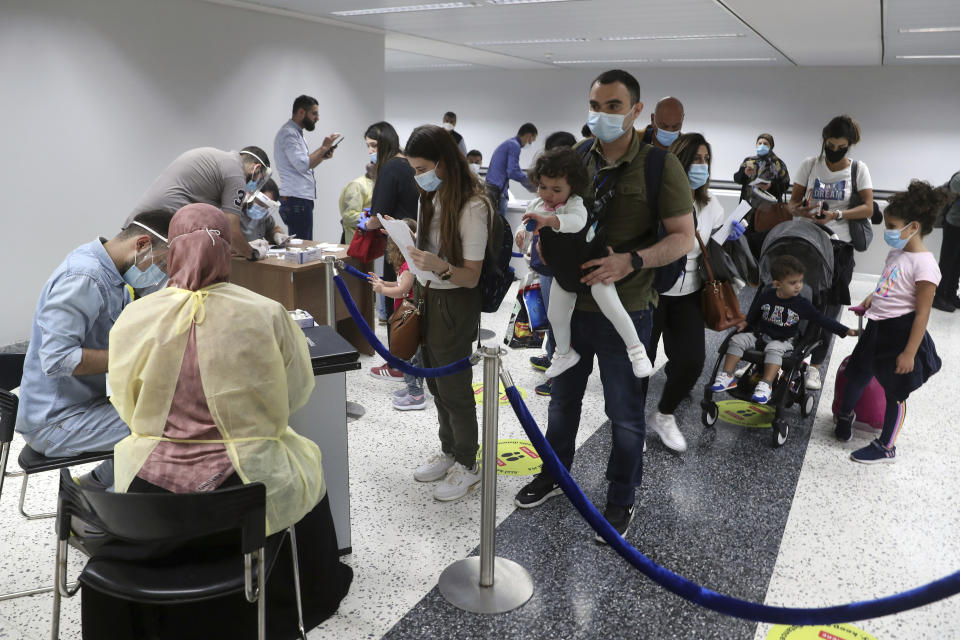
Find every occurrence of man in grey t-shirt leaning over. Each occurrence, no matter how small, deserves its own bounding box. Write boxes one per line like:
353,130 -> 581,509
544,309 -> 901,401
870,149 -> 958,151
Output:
125,146 -> 271,259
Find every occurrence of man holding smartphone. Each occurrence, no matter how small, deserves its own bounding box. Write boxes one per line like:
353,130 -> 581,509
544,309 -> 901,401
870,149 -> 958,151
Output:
274,94 -> 341,240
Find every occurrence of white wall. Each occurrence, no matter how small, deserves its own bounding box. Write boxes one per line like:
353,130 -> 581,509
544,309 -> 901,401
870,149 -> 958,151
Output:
386,64 -> 958,276
0,0 -> 384,345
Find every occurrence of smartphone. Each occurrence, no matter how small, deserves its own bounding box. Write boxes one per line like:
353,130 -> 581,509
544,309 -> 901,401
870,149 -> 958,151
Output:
330,135 -> 344,149
815,201 -> 828,219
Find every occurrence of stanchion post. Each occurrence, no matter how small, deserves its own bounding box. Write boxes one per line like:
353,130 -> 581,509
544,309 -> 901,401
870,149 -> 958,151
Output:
438,345 -> 533,614
322,255 -> 337,329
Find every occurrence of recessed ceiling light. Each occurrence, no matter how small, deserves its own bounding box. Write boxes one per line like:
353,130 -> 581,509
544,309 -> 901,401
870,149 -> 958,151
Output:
600,33 -> 744,41
468,37 -> 588,45
393,63 -> 475,69
553,58 -> 649,64
895,54 -> 960,59
332,2 -> 479,16
898,26 -> 960,33
661,57 -> 776,62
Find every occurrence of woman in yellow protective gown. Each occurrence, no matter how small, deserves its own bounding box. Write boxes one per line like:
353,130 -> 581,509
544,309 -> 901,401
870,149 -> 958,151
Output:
85,203 -> 351,639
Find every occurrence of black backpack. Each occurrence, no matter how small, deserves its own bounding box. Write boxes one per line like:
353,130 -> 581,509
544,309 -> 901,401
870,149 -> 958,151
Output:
478,205 -> 515,313
545,139 -> 684,294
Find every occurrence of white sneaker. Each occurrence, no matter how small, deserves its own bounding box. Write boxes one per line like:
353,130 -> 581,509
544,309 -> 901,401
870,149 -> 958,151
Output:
545,349 -> 580,378
433,463 -> 481,501
805,367 -> 822,390
649,411 -> 687,452
414,451 -> 455,482
627,344 -> 653,378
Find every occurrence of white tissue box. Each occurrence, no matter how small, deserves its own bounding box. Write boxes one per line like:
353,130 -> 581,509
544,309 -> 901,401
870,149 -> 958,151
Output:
283,246 -> 324,264
288,309 -> 315,328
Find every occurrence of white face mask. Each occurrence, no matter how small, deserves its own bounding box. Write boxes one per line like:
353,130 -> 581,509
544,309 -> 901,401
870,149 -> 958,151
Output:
469,163 -> 481,175
441,122 -> 455,132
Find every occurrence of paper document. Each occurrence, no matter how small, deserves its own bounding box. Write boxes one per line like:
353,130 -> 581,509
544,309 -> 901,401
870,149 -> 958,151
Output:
377,215 -> 440,283
711,201 -> 752,245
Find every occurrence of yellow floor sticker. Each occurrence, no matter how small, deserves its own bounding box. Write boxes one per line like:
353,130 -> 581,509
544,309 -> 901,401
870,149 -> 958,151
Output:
766,623 -> 878,640
716,399 -> 776,428
471,382 -> 526,406
475,439 -> 543,476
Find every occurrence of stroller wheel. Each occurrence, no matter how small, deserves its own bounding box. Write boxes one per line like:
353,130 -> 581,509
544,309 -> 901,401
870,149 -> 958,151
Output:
771,419 -> 788,447
701,403 -> 719,428
800,392 -> 816,418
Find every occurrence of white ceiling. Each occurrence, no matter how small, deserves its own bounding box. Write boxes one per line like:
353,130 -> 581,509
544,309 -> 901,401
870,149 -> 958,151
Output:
208,0 -> 960,70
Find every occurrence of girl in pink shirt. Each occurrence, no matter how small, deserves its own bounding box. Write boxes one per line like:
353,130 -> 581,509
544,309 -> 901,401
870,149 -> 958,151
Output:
834,181 -> 948,463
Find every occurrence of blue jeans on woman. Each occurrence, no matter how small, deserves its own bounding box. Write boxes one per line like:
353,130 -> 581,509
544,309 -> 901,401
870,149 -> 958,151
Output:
544,307 -> 652,507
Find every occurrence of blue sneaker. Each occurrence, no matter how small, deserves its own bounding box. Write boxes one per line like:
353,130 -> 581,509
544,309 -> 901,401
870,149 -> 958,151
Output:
535,380 -> 552,396
751,380 -> 772,404
851,440 -> 896,464
710,371 -> 737,392
834,411 -> 854,441
530,355 -> 551,371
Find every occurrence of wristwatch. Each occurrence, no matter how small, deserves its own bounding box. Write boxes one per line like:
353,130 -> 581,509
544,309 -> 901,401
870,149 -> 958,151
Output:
630,251 -> 644,272
835,209 -> 844,220
438,264 -> 453,281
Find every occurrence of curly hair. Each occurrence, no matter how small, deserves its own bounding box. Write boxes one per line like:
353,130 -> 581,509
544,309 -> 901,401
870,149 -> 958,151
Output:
527,147 -> 588,197
884,180 -> 951,236
385,218 -> 417,271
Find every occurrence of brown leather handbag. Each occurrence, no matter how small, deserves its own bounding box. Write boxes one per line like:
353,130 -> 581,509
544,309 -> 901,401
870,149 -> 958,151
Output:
388,281 -> 429,360
752,201 -> 792,232
696,232 -> 746,332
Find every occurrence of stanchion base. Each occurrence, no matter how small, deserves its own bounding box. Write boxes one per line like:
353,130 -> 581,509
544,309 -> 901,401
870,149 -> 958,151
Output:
438,556 -> 533,614
346,401 -> 365,422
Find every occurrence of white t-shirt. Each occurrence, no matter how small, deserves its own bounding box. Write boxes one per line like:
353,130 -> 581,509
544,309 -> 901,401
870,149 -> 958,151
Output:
524,195 -> 588,233
867,249 -> 941,321
418,194 -> 490,290
794,155 -> 873,243
663,196 -> 726,297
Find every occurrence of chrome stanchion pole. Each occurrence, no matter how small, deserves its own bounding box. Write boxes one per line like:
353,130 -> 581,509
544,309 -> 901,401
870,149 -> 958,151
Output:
325,256 -> 365,421
438,345 -> 533,613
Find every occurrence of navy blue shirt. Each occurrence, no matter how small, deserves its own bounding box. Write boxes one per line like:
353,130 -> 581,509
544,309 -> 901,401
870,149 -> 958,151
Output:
485,136 -> 534,210
746,288 -> 849,341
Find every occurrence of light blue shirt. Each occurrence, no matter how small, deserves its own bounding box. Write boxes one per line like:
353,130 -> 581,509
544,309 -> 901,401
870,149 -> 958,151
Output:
274,119 -> 315,200
16,240 -> 129,434
485,136 -> 534,210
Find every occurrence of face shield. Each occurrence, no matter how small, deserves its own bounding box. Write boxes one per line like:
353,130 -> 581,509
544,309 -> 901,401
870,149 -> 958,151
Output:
244,189 -> 281,221
123,221 -> 170,296
239,150 -> 273,206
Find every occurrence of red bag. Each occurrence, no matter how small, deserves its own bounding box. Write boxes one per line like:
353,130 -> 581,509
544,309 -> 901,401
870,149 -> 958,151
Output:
347,228 -> 386,262
831,356 -> 885,431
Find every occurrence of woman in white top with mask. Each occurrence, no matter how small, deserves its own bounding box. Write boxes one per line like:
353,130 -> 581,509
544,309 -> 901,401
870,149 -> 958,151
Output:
646,133 -> 745,452
788,114 -> 874,390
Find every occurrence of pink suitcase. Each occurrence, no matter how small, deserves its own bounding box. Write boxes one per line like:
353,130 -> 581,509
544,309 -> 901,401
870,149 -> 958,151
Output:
830,306 -> 885,431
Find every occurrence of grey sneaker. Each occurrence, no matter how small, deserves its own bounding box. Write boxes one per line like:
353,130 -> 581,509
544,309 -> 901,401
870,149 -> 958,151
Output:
393,393 -> 427,411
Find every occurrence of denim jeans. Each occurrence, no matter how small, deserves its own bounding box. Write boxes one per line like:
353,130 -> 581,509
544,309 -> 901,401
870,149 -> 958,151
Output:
544,307 -> 652,506
539,274 -> 556,360
404,349 -> 424,396
279,196 -> 314,241
21,396 -> 129,486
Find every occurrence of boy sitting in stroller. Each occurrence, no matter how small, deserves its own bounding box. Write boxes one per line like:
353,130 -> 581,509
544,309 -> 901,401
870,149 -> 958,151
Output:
711,255 -> 857,403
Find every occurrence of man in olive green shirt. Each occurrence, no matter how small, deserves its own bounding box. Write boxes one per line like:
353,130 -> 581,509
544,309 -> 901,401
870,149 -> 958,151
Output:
514,69 -> 694,540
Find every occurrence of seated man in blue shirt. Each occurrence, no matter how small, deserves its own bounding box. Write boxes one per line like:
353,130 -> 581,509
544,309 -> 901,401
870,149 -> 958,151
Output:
16,211 -> 171,489
485,123 -> 538,217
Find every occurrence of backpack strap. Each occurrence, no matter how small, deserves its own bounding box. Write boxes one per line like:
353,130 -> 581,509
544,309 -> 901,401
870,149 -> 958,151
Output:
850,159 -> 859,193
643,144 -> 667,216
574,138 -> 594,160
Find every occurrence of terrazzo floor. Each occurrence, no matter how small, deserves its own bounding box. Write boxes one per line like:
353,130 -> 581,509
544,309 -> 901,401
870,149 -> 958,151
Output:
1,276 -> 957,639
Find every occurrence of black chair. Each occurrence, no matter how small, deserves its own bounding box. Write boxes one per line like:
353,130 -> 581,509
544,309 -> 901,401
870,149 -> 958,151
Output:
0,352 -> 112,602
52,469 -> 307,640
0,352 -> 112,522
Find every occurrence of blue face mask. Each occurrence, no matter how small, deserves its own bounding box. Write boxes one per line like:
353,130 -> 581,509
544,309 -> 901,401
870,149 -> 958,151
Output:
688,163 -> 709,190
415,168 -> 442,192
123,262 -> 166,290
247,203 -> 270,220
756,144 -> 770,156
587,110 -> 627,143
884,224 -> 918,250
655,128 -> 680,147
246,179 -> 258,193
369,151 -> 378,164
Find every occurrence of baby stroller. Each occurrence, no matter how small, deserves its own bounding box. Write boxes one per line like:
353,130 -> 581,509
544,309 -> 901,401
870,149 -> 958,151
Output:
700,219 -> 835,447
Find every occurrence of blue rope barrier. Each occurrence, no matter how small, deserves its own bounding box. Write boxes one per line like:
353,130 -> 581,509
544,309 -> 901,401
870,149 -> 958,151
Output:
511,251 -> 524,258
339,262 -> 372,281
503,385 -> 960,625
332,275 -> 475,378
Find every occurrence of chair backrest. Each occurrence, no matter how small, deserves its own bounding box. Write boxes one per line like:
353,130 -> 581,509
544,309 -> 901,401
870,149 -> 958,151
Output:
0,353 -> 25,393
57,469 -> 266,554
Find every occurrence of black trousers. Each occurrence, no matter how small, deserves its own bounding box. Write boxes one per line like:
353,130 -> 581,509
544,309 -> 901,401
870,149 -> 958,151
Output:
937,219 -> 960,299
648,291 -> 706,415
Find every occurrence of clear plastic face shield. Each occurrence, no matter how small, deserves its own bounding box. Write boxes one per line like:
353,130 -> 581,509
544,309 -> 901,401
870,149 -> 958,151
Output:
239,150 -> 273,207
123,221 -> 170,296
245,189 -> 280,221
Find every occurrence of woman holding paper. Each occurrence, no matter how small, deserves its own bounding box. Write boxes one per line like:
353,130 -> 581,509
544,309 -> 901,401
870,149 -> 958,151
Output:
646,133 -> 744,453
399,124 -> 493,503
